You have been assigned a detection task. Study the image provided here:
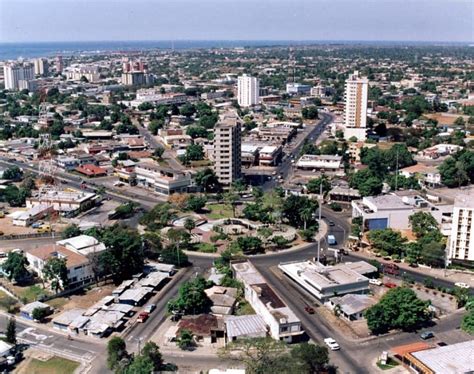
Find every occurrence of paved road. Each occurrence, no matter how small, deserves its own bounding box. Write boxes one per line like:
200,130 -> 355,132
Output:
0,314 -> 104,370
262,113 -> 334,191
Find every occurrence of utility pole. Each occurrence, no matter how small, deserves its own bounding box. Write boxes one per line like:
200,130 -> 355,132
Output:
317,182 -> 322,263
395,149 -> 399,191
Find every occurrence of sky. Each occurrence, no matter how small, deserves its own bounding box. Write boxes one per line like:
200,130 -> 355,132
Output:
0,0 -> 472,43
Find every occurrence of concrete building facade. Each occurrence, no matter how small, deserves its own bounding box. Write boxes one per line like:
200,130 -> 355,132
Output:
237,74 -> 259,107
448,192 -> 474,263
213,113 -> 242,185
344,71 -> 368,141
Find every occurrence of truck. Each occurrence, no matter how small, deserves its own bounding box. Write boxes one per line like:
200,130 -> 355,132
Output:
327,235 -> 337,246
137,312 -> 149,323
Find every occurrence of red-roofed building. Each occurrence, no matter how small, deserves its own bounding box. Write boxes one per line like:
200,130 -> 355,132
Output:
76,164 -> 107,177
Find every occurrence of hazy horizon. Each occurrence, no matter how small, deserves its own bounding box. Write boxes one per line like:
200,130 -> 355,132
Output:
1,0 -> 472,44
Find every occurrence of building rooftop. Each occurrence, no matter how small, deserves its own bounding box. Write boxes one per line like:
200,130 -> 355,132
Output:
411,340 -> 474,373
118,287 -> 153,303
278,261 -> 368,290
363,194 -> 410,210
225,314 -> 267,339
231,261 -> 265,285
329,294 -> 377,316
57,235 -> 106,255
27,244 -> 89,268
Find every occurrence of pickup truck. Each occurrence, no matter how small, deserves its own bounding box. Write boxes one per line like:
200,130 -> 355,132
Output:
137,312 -> 149,323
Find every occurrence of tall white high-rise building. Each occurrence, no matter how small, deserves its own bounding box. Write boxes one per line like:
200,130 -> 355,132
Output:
344,71 -> 368,141
33,58 -> 49,76
237,74 -> 259,107
4,62 -> 34,90
213,112 -> 242,186
448,193 -> 474,264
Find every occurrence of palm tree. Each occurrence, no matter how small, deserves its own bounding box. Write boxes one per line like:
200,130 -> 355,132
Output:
300,207 -> 314,231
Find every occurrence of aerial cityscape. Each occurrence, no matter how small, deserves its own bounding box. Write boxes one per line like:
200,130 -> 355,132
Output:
0,1 -> 472,373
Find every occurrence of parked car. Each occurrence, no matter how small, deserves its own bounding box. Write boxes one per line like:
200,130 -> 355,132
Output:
369,279 -> 382,286
420,331 -> 434,340
328,221 -> 335,226
31,222 -> 43,229
454,282 -> 470,289
37,225 -> 52,233
383,263 -> 400,275
304,306 -> 315,314
137,312 -> 149,323
384,282 -> 397,289
144,304 -> 156,314
324,338 -> 340,351
437,341 -> 448,347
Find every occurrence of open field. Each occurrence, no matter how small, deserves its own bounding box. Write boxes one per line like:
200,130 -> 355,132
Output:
15,356 -> 80,374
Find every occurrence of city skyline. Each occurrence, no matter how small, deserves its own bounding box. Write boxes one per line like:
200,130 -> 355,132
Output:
0,0 -> 472,43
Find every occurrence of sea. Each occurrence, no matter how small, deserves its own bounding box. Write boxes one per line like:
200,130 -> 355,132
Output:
0,40 -> 467,61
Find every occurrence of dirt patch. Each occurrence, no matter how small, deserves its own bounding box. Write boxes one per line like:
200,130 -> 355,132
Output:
316,306 -> 369,339
48,284 -> 115,313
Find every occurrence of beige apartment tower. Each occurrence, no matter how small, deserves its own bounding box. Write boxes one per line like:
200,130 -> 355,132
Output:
344,71 -> 368,141
213,113 -> 242,185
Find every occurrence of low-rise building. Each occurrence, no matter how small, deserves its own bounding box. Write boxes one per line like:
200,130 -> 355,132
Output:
75,164 -> 107,177
204,286 -> 238,316
231,260 -> 303,342
296,154 -> 343,170
20,301 -> 52,320
26,189 -> 96,213
258,145 -> 282,166
135,162 -> 192,196
399,164 -> 442,188
224,314 -> 268,342
10,204 -> 53,227
351,193 -> 449,231
278,260 -> 373,302
328,294 -> 377,321
26,244 -> 94,287
57,235 -> 106,256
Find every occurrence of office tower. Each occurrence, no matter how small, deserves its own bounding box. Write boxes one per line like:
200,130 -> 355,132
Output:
449,193 -> 474,264
344,71 -> 368,141
33,58 -> 49,76
213,113 -> 242,185
237,74 -> 259,107
4,62 -> 34,90
56,56 -> 64,73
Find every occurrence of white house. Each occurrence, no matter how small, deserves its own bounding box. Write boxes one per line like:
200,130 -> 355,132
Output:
26,244 -> 94,287
296,154 -> 343,170
57,235 -> 106,256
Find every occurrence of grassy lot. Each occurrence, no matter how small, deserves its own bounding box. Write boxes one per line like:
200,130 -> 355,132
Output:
0,290 -> 18,312
206,204 -> 233,219
13,284 -> 50,304
376,358 -> 400,370
196,243 -> 217,253
19,357 -> 80,374
235,300 -> 255,316
46,297 -> 68,310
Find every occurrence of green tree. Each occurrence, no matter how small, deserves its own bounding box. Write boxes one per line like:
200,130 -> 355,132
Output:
179,103 -> 196,117
43,256 -> 69,293
2,166 -> 23,180
6,318 -> 16,344
195,168 -> 221,193
183,217 -> 195,233
141,341 -> 163,371
153,146 -> 165,159
167,276 -> 212,315
186,125 -> 208,139
420,241 -> 445,268
107,337 -> 127,370
367,229 -> 407,257
185,144 -> 204,161
231,236 -> 264,255
291,343 -> 330,373
32,307 -> 49,322
409,211 -> 439,238
186,195 -> 207,212
123,355 -> 154,374
358,176 -> 383,197
365,287 -> 431,334
62,224 -> 81,239
177,329 -> 195,350
2,251 -> 29,283
282,195 -> 318,229
306,176 -> 331,195
98,225 -> 144,283
302,106 -> 319,120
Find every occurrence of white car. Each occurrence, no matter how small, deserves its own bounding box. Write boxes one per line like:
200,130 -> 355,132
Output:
454,282 -> 470,289
324,337 -> 340,351
369,279 -> 382,286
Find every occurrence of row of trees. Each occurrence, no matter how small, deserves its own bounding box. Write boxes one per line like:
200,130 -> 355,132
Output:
367,211 -> 445,267
107,337 -> 164,374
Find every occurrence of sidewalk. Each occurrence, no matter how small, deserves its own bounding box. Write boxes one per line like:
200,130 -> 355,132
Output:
352,250 -> 474,287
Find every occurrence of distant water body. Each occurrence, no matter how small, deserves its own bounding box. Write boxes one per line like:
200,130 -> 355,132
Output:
0,40 -> 468,60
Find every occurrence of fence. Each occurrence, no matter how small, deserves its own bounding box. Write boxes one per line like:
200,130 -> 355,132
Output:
0,232 -> 61,241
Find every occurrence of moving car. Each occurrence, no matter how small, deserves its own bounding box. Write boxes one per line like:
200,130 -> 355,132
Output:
454,282 -> 470,289
369,279 -> 382,286
327,235 -> 337,246
328,221 -> 335,226
304,306 -> 315,314
324,338 -> 340,351
420,331 -> 434,340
